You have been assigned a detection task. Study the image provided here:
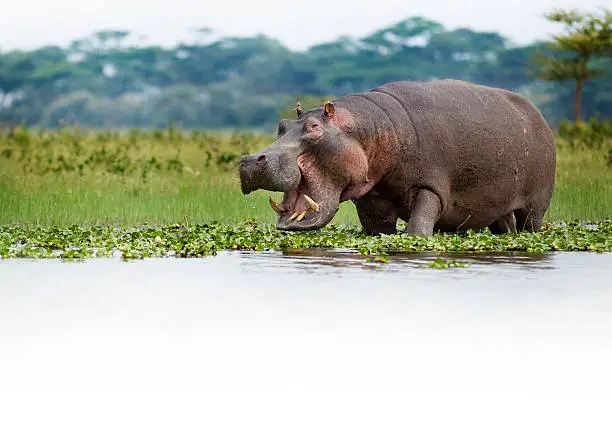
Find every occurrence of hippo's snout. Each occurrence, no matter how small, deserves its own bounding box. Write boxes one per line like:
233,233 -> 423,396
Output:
239,153 -> 267,168
239,150 -> 300,195
239,153 -> 267,194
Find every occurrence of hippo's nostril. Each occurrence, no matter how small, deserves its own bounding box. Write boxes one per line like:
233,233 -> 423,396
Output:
257,154 -> 266,163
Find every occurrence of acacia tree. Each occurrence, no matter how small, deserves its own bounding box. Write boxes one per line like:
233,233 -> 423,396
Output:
535,9 -> 612,121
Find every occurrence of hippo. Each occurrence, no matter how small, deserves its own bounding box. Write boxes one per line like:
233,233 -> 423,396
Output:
238,79 -> 556,236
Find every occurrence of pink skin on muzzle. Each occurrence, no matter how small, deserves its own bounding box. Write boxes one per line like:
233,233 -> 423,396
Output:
274,145 -> 374,231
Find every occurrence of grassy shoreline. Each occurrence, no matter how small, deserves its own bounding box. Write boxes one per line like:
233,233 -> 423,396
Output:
0,126 -> 610,227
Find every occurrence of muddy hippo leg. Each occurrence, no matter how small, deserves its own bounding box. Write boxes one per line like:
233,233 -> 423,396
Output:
489,211 -> 518,234
405,189 -> 442,236
515,206 -> 545,232
354,191 -> 398,236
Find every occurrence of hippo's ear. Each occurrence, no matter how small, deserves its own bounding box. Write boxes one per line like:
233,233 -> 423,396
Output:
324,101 -> 335,118
296,102 -> 303,118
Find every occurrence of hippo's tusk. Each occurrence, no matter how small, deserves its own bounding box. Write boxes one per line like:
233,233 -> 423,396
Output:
303,194 -> 320,212
268,197 -> 286,214
296,211 -> 307,222
288,211 -> 299,221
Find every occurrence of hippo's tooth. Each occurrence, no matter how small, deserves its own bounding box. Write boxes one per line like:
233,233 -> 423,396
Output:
303,194 -> 320,212
296,211 -> 307,222
288,211 -> 299,221
268,197 -> 286,214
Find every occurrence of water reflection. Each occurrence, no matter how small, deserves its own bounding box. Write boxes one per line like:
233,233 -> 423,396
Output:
234,248 -> 559,278
280,247 -> 555,266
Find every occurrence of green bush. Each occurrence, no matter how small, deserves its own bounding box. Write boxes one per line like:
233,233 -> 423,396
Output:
556,119 -> 612,151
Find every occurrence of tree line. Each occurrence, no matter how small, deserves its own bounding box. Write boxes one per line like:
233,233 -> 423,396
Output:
0,10 -> 610,130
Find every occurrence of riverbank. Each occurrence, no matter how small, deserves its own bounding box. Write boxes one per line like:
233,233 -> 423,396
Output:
1,126 -> 610,225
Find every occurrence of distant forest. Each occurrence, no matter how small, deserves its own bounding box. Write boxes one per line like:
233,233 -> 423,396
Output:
1,16 -> 610,129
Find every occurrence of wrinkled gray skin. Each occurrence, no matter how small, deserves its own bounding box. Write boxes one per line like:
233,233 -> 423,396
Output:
239,79 -> 556,236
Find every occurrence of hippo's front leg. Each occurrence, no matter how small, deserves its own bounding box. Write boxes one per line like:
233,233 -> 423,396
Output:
353,190 -> 398,236
405,189 -> 442,236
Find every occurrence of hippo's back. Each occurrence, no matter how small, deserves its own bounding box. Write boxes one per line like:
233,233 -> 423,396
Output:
370,79 -> 556,227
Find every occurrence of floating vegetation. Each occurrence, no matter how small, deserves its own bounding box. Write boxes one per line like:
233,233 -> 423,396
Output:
423,258 -> 472,269
0,220 -> 610,260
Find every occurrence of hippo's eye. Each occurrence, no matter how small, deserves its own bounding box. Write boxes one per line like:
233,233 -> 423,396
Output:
304,119 -> 322,137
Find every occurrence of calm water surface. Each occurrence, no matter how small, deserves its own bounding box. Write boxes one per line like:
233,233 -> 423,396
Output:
0,251 -> 611,436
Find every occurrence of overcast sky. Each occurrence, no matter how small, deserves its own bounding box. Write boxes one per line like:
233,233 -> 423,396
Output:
0,0 -> 607,52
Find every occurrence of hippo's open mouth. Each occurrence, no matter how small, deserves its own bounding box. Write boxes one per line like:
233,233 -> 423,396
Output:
237,101 -> 362,232
270,167 -> 339,231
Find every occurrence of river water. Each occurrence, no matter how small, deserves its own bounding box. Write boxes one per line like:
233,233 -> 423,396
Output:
1,250 -> 611,436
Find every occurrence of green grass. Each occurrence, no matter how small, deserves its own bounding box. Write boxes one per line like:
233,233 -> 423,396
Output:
545,179 -> 612,222
0,181 -> 360,226
0,126 -> 610,226
544,146 -> 612,222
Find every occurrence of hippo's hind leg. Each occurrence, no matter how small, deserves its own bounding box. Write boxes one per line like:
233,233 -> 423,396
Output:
515,206 -> 545,232
489,211 -> 518,234
354,190 -> 398,236
405,189 -> 442,236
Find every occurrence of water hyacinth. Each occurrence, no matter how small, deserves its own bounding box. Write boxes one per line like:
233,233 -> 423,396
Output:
0,220 -> 610,260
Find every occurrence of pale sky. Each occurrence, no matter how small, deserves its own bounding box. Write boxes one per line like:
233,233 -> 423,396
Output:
0,0 -> 608,52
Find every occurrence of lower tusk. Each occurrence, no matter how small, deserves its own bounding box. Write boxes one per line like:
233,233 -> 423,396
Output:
288,211 -> 299,221
303,194 -> 320,212
269,197 -> 286,214
296,211 -> 307,222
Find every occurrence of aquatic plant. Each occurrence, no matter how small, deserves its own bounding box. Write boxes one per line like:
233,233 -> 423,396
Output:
424,258 -> 472,269
0,220 -> 609,260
